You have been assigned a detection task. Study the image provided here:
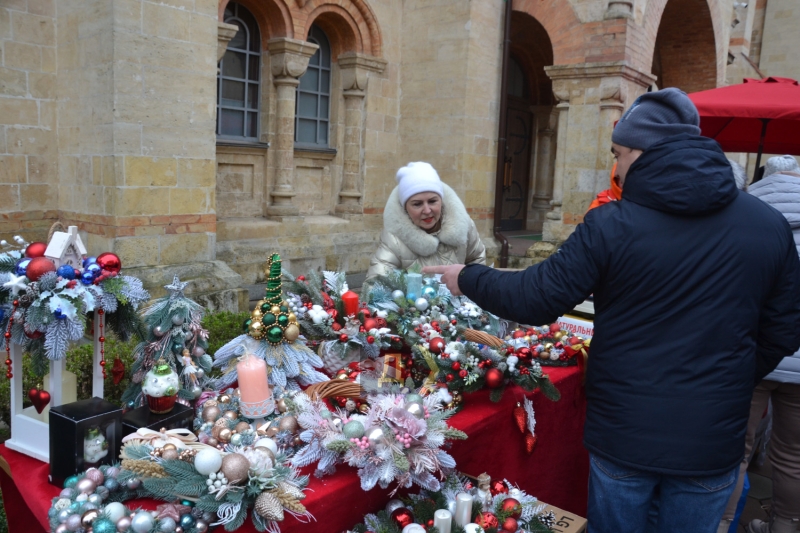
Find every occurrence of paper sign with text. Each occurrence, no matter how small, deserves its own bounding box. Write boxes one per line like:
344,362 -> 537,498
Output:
540,503 -> 587,533
557,315 -> 594,338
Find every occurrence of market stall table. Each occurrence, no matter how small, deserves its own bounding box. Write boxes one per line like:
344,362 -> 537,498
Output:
0,366 -> 587,533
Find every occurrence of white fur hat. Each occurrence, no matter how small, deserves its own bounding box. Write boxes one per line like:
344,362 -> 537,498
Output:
765,155 -> 800,178
396,162 -> 444,206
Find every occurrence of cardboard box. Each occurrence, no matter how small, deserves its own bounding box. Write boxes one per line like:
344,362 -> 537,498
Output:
540,503 -> 587,533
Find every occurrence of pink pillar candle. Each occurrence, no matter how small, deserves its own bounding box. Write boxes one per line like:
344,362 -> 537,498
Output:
237,354 -> 274,418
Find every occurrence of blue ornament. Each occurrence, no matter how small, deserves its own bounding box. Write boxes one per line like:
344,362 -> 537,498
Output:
81,271 -> 94,285
56,264 -> 76,280
87,263 -> 102,277
14,258 -> 30,276
57,509 -> 71,523
422,285 -> 437,299
180,499 -> 195,507
179,513 -> 196,529
53,308 -> 65,320
171,342 -> 185,355
103,478 -> 119,491
0,308 -> 4,322
83,256 -> 97,268
64,475 -> 80,489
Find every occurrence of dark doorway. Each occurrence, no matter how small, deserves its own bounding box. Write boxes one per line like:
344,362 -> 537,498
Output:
500,94 -> 533,231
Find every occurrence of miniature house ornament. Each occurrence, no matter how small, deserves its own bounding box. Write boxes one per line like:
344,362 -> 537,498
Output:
44,225 -> 87,269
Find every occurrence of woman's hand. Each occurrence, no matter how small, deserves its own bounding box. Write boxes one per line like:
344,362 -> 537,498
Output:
422,264 -> 465,295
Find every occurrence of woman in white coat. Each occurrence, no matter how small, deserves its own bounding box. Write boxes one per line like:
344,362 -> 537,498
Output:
366,162 -> 486,280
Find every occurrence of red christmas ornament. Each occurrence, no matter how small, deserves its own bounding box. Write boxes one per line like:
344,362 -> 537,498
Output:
297,275 -> 305,281
25,257 -> 56,281
112,357 -> 126,385
429,337 -> 445,354
513,402 -> 526,433
390,508 -> 414,529
339,334 -> 349,343
491,480 -> 509,496
525,432 -> 538,454
28,387 -> 51,414
25,242 -> 47,258
24,329 -> 43,340
517,347 -> 531,360
375,318 -> 388,329
501,516 -> 519,532
363,318 -> 378,331
501,497 -> 522,518
96,252 -> 122,275
332,322 -> 342,331
446,373 -> 454,382
506,346 -> 515,355
451,361 -> 461,370
366,335 -> 375,344
359,326 -> 366,333
549,323 -> 561,333
570,336 -> 582,345
512,330 -> 525,339
485,368 -> 503,388
475,512 -> 499,529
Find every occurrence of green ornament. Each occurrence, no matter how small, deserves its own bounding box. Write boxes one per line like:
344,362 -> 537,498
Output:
261,303 -> 270,313
320,409 -> 332,420
92,518 -> 116,533
277,314 -> 289,327
153,358 -> 173,376
64,475 -> 80,489
343,420 -> 365,439
266,326 -> 284,344
165,386 -> 177,396
262,313 -> 276,326
280,305 -> 288,313
243,319 -> 252,332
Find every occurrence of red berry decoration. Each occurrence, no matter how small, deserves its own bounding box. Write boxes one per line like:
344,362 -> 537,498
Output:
485,368 -> 504,388
475,512 -> 499,529
25,257 -> 56,282
501,497 -> 521,518
24,242 -> 47,258
297,275 -> 305,281
429,337 -> 445,354
501,516 -> 519,532
390,507 -> 414,529
451,361 -> 461,371
339,334 -> 349,343
446,373 -> 454,382
366,335 -> 375,344
96,252 -> 122,275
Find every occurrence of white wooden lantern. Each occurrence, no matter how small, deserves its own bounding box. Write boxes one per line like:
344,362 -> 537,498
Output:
44,225 -> 87,269
4,310 -> 105,462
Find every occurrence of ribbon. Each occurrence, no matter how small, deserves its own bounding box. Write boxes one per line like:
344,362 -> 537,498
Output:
565,339 -> 590,383
121,427 -> 198,448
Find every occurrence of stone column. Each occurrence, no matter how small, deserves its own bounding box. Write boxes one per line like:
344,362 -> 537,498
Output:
335,53 -> 387,214
598,79 -> 625,186
266,38 -> 319,217
531,108 -> 558,211
542,90 -> 570,242
217,21 -> 239,62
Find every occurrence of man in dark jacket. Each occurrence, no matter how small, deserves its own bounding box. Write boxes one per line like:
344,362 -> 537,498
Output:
424,88 -> 800,533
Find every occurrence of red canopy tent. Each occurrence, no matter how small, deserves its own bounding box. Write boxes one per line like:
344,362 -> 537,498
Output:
688,77 -> 800,171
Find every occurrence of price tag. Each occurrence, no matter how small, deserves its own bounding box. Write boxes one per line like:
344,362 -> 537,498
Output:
540,504 -> 587,533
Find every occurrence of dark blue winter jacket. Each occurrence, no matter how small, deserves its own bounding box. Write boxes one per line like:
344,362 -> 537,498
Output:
459,134 -> 800,475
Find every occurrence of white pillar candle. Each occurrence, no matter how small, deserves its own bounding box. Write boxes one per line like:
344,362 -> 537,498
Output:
402,525 -> 426,533
454,492 -> 473,527
434,509 -> 452,533
464,525 -> 483,533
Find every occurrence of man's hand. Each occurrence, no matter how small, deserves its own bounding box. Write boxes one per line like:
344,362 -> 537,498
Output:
422,264 -> 465,295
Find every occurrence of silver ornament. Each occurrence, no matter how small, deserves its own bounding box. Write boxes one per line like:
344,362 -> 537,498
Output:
190,385 -> 202,399
58,509 -> 71,523
171,315 -> 185,326
405,393 -> 424,404
116,516 -> 132,532
195,368 -> 205,379
153,326 -> 165,337
158,517 -> 176,532
125,477 -> 141,490
366,426 -> 386,449
184,330 -> 193,341
88,493 -> 103,506
405,402 -> 425,419
385,498 -> 405,514
75,477 -> 97,494
195,520 -> 208,533
131,510 -> 155,533
193,346 -> 205,357
414,297 -> 429,311
330,417 -> 343,431
65,514 -> 82,531
392,290 -> 405,300
230,433 -> 242,446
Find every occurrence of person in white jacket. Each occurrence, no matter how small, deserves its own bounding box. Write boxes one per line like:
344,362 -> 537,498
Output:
719,155 -> 800,533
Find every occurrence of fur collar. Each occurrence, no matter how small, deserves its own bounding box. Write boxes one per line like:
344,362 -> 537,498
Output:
383,183 -> 472,257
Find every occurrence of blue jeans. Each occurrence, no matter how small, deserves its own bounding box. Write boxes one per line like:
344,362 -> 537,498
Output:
588,454 -> 738,533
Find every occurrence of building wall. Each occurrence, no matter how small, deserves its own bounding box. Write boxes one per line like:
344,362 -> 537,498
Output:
758,0 -> 800,80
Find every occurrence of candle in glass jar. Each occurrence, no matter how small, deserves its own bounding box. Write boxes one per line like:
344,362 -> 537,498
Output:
406,273 -> 422,300
341,290 -> 359,316
434,509 -> 452,533
237,353 -> 273,417
454,492 -> 473,526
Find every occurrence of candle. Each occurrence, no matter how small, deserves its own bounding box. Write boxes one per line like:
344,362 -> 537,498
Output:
236,353 -> 274,418
434,509 -> 452,533
406,272 -> 422,300
454,492 -> 473,527
401,525 -> 426,533
464,525 -> 483,533
341,290 -> 359,316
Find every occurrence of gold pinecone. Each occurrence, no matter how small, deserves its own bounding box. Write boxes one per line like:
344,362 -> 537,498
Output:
278,481 -> 306,501
121,459 -> 167,478
271,489 -> 306,514
255,492 -> 285,521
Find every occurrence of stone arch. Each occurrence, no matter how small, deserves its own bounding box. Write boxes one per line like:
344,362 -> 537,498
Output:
643,0 -> 725,89
218,0 -> 293,45
512,0 -> 585,66
509,11 -> 555,106
298,0 -> 382,58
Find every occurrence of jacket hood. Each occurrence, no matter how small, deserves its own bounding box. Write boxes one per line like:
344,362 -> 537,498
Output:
623,134 -> 739,215
748,173 -> 800,230
384,183 -> 471,257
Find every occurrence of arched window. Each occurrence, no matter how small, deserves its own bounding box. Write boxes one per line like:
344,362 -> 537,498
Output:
217,3 -> 261,139
295,25 -> 331,146
507,56 -> 530,101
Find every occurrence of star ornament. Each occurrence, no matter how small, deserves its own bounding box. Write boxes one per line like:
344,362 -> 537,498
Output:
156,502 -> 191,521
2,273 -> 28,296
164,275 -> 188,299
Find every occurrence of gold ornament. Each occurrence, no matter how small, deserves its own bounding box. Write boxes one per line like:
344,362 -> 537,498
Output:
81,509 -> 101,527
287,313 -> 297,323
266,426 -> 280,438
284,324 -> 300,342
162,443 -> 177,451
553,331 -> 563,341
278,415 -> 299,434
219,394 -> 232,404
202,405 -> 221,422
223,410 -> 238,421
220,453 -> 250,484
214,418 -> 230,429
218,429 -> 232,443
544,342 -> 553,351
204,400 -> 219,407
178,449 -> 197,462
121,459 -> 167,478
162,449 -> 179,461
524,335 -> 532,342
272,487 -> 306,513
235,421 -> 251,433
276,398 -> 287,413
278,481 -> 306,501
255,491 -> 284,521
252,308 -> 263,319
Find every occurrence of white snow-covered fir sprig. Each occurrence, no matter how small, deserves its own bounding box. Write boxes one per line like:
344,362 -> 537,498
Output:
523,396 -> 536,436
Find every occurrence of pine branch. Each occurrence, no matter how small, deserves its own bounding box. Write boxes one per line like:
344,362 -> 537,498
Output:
539,377 -> 561,401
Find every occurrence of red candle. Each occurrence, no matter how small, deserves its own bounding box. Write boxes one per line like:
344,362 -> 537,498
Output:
341,290 -> 359,316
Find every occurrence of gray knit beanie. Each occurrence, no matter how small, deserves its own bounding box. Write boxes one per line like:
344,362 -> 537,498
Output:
612,88 -> 701,151
764,155 -> 800,177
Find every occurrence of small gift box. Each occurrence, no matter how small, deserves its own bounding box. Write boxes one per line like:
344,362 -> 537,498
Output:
121,402 -> 194,439
49,397 -> 122,487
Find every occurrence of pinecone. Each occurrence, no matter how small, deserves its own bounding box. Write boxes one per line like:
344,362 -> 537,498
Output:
121,459 -> 167,478
278,481 -> 306,501
300,294 -> 311,305
271,488 -> 306,514
255,491 -> 285,521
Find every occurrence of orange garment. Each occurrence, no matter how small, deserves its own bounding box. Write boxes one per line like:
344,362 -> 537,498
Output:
587,162 -> 622,212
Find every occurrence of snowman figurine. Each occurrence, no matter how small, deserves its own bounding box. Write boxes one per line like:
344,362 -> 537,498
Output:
84,426 -> 109,465
142,358 -> 180,414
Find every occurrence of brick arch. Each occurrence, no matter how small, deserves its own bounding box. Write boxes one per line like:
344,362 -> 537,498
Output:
642,0 -> 725,87
512,0 -> 586,65
509,11 -> 554,106
297,0 -> 382,58
646,0 -> 721,92
218,0 -> 293,45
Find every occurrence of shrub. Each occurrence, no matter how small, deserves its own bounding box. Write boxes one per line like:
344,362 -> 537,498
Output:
201,310 -> 250,356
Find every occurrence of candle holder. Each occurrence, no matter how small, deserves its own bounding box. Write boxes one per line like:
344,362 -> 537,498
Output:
239,396 -> 276,418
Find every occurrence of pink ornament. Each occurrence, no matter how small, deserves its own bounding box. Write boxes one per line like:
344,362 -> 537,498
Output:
84,467 -> 104,485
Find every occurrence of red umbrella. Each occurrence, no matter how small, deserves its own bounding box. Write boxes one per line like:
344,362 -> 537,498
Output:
688,77 -> 800,171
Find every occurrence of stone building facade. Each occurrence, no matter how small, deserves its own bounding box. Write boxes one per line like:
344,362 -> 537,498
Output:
0,0 -> 796,308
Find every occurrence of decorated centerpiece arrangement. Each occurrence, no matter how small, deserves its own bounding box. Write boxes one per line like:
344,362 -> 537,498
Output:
212,254 -> 328,394
121,276 -> 213,410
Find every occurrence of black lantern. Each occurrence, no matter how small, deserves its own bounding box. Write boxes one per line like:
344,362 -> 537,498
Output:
122,402 -> 194,438
49,397 -> 122,487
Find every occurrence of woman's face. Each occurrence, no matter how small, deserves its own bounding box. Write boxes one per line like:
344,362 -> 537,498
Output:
405,192 -> 442,231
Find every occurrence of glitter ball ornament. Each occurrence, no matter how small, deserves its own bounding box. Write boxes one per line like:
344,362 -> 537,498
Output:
220,453 -> 250,484
25,256 -> 56,282
391,507 -> 414,529
157,517 -> 176,532
92,517 -> 116,533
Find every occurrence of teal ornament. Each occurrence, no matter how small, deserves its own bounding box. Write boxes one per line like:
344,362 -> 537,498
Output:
405,393 -> 424,404
179,513 -> 196,529
171,342 -> 184,355
422,285 -> 436,298
180,499 -> 194,507
342,420 -> 365,439
68,501 -> 82,513
91,518 -> 115,533
320,409 -> 333,420
64,475 -> 80,489
102,478 -> 119,491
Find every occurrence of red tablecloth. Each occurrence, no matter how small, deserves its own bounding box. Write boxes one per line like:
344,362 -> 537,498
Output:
0,366 -> 587,533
